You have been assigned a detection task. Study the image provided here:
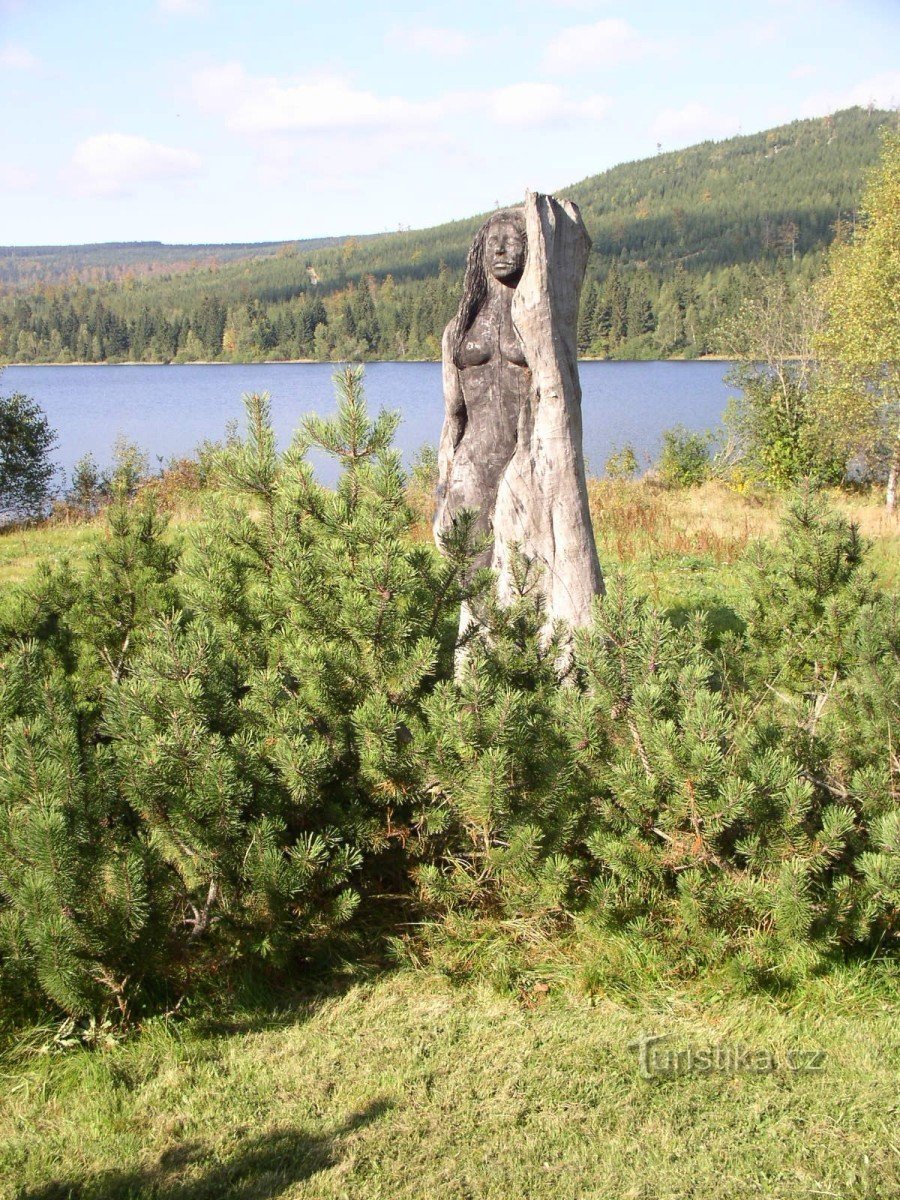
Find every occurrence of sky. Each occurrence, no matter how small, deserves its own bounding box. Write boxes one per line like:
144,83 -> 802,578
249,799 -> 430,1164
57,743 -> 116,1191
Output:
1,0 -> 898,247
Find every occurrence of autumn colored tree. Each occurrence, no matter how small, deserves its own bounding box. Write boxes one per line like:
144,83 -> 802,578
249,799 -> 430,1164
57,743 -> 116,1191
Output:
816,130 -> 900,507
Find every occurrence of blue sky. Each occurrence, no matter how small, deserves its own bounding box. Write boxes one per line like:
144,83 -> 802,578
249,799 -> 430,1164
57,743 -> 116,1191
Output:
1,0 -> 898,246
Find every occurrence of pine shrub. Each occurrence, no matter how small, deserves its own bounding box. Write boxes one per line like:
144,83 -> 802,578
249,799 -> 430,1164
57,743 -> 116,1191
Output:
412,554 -> 593,925
181,372 -> 476,905
0,499 -> 179,1018
575,492 -> 898,984
0,369 -> 479,1021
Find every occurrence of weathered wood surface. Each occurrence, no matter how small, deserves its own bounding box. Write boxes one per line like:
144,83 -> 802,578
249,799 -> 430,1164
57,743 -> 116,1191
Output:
498,190 -> 603,627
435,191 -> 603,643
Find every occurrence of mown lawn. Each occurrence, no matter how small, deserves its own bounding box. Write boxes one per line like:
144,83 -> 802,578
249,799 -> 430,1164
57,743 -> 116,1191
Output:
1,965 -> 898,1199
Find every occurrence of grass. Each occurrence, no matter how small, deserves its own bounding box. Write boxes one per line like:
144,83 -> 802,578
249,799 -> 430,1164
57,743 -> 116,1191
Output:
0,496 -> 203,588
1,964 -> 897,1199
0,517 -> 103,588
587,479 -> 900,616
4,478 -> 897,596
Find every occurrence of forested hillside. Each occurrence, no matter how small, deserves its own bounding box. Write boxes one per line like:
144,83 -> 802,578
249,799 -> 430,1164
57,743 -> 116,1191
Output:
0,235 -> 353,289
1,107 -> 891,364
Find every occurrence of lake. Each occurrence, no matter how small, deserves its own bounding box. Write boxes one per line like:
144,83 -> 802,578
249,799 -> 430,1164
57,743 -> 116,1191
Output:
2,361 -> 737,486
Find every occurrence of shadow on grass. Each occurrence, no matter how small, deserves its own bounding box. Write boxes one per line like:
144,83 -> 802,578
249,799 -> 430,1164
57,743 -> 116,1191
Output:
1,909 -> 418,1061
179,906 -> 416,1041
20,1098 -> 392,1200
664,601 -> 745,645
180,964 -> 384,1040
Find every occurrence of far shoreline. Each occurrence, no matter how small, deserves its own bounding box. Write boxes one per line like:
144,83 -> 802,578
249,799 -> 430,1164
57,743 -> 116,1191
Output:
2,354 -> 737,368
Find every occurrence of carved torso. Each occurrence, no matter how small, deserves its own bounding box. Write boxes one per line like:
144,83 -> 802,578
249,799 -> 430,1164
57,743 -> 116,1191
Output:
443,287 -> 531,560
456,293 -> 528,369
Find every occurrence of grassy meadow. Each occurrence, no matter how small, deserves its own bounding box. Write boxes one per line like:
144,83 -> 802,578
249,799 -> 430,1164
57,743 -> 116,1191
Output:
1,476 -> 898,1200
1,963 -> 898,1200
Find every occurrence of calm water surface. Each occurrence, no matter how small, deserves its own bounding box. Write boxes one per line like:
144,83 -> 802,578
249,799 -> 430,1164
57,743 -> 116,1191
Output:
3,361 -> 736,486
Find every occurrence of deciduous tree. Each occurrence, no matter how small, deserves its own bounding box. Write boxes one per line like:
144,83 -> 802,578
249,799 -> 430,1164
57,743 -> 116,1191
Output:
0,390 -> 56,523
816,131 -> 900,508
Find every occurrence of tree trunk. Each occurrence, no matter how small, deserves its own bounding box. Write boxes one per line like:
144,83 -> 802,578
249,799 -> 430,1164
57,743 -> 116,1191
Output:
497,192 -> 604,634
886,415 -> 900,511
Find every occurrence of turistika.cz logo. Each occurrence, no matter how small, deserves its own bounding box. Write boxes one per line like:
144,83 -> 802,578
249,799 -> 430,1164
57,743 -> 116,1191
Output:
629,1033 -> 827,1079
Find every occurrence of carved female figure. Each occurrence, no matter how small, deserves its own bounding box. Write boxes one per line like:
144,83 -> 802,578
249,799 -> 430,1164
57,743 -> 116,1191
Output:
434,207 -> 530,566
435,192 -> 603,641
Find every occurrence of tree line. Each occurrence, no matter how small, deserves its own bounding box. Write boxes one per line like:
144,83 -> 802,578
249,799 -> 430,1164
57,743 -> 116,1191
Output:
0,255 -> 830,364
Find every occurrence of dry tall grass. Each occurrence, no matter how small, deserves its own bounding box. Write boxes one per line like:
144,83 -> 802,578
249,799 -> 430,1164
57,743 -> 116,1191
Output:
411,475 -> 898,595
588,479 -> 774,566
4,473 -> 897,592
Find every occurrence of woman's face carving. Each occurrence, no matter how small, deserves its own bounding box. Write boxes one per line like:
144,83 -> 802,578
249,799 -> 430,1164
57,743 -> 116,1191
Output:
485,219 -> 525,283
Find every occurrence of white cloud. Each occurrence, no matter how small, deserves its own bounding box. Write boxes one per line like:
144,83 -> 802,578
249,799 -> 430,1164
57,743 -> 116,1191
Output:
305,174 -> 366,196
789,63 -> 817,80
0,42 -> 38,70
157,0 -> 209,14
487,83 -> 610,127
765,0 -> 841,10
67,134 -> 202,197
192,63 -> 447,134
385,25 -> 473,57
542,18 -> 652,74
194,60 -> 613,143
190,60 -> 613,200
800,71 -> 900,117
0,163 -> 38,192
734,18 -> 781,46
650,103 -> 739,145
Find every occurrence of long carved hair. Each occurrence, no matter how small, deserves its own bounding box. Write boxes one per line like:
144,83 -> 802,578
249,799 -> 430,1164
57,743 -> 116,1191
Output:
451,207 -> 526,367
